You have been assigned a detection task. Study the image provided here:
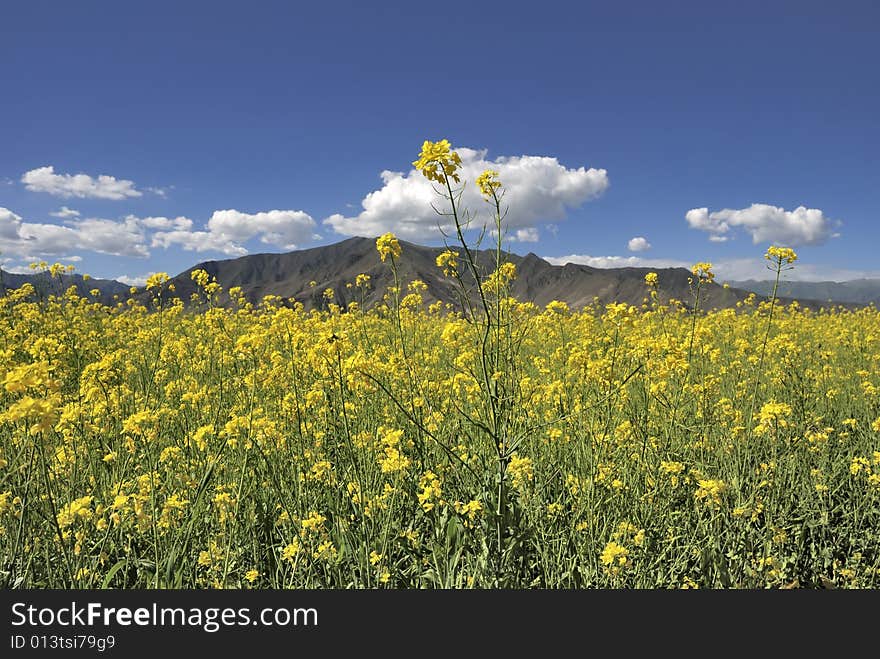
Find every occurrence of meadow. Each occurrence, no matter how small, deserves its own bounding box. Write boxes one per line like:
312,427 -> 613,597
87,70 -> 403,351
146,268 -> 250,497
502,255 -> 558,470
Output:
1,142 -> 878,589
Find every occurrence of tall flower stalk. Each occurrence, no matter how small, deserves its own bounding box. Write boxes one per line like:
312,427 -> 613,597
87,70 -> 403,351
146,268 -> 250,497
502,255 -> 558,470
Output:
746,246 -> 797,438
409,139 -> 522,580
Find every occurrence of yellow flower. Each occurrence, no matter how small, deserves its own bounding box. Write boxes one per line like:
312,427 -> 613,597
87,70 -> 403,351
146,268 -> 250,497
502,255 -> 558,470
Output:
436,249 -> 459,277
600,541 -> 630,569
190,268 -> 211,288
694,479 -> 727,507
507,453 -> 534,489
244,569 -> 260,583
376,232 -> 402,262
417,470 -> 442,512
485,262 -> 517,294
313,540 -> 337,561
850,457 -> 870,476
454,499 -> 483,521
145,272 -> 170,290
281,540 -> 300,563
546,300 -> 569,314
301,511 -> 326,533
644,272 -> 659,287
56,496 -> 93,528
765,246 -> 797,265
378,427 -> 410,473
476,169 -> 501,198
754,401 -> 792,435
690,262 -> 715,283
413,139 -> 462,184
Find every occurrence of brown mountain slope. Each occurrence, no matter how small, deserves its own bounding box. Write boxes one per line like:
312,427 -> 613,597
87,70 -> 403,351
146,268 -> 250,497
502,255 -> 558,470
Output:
151,236 -> 805,312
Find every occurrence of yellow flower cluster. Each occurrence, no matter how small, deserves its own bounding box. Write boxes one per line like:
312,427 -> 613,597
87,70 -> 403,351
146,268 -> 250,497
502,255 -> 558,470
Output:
412,139 -> 462,184
436,249 -> 459,277
476,169 -> 502,198
376,232 -> 402,262
765,246 -> 798,265
690,262 -> 715,282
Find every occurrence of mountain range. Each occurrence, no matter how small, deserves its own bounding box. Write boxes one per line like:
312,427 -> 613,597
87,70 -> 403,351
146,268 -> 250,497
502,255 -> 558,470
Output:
134,237 -> 754,311
1,237 -> 868,312
727,279 -> 880,306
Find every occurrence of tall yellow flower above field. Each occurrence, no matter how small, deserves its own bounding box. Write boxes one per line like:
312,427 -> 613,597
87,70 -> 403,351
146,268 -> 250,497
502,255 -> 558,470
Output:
690,262 -> 715,283
765,246 -> 798,266
376,232 -> 401,262
476,169 -> 501,199
413,139 -> 462,184
146,272 -> 170,290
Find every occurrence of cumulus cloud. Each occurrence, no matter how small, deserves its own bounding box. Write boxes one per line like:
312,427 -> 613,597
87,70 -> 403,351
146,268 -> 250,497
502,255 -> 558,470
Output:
151,209 -> 319,256
543,254 -> 690,269
686,204 -> 836,246
138,215 -> 193,231
208,209 -> 317,249
627,236 -> 651,252
0,207 -> 23,240
513,227 -> 540,243
151,229 -> 248,256
324,147 -> 609,240
0,207 -> 150,258
50,206 -> 81,219
68,217 -> 149,257
21,166 -> 143,200
116,273 -> 155,287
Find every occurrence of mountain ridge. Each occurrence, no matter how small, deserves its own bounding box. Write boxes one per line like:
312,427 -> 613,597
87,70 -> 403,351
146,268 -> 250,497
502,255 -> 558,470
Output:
136,237 -> 834,312
1,238 -> 863,311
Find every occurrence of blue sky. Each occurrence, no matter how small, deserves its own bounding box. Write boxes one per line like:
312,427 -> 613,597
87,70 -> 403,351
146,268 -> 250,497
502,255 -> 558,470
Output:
1,0 -> 878,284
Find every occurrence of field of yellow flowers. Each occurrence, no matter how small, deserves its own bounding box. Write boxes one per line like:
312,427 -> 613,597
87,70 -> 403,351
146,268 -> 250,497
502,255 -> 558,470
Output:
1,141 -> 879,589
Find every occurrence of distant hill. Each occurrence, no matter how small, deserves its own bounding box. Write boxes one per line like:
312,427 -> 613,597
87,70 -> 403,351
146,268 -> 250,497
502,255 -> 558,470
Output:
0,270 -> 132,305
727,279 -> 880,306
2,238 -> 860,312
141,237 -> 785,312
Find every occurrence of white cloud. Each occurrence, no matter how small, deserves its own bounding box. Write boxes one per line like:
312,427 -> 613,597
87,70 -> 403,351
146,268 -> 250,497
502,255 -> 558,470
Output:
138,215 -> 193,231
325,147 -> 609,240
0,207 -> 23,240
208,209 -> 317,249
512,227 -> 540,243
151,229 -> 247,256
116,273 -> 155,287
0,264 -> 33,274
151,209 -> 318,256
68,217 -> 149,257
627,236 -> 651,252
544,254 -> 690,269
21,166 -> 143,200
686,204 -> 835,246
50,206 -> 81,219
0,207 -> 150,258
